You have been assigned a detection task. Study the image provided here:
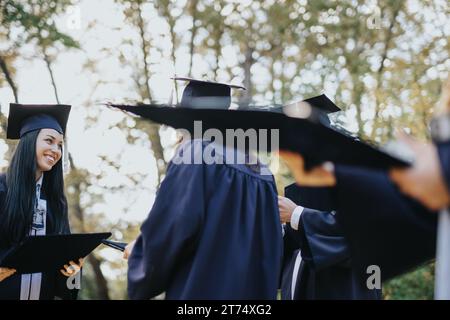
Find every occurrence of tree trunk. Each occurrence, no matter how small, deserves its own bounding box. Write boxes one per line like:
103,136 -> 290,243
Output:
371,4 -> 402,138
213,43 -> 221,79
67,153 -> 110,300
0,55 -> 19,103
135,2 -> 167,187
269,54 -> 276,103
135,119 -> 166,186
87,254 -> 111,300
188,0 -> 199,76
0,113 -> 17,164
136,2 -> 153,103
43,49 -> 61,104
169,17 -> 179,104
353,73 -> 365,137
346,18 -> 366,138
240,45 -> 254,106
0,56 -> 18,162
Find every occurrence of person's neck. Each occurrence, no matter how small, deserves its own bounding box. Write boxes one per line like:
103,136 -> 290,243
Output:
36,171 -> 43,183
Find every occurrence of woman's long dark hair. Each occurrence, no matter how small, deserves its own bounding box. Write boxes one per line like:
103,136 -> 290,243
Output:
0,129 -> 69,245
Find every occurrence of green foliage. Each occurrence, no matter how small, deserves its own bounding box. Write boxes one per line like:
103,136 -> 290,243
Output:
384,262 -> 435,300
1,0 -> 80,49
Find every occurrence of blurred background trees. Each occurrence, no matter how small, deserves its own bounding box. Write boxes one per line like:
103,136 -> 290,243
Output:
1,0 -> 449,299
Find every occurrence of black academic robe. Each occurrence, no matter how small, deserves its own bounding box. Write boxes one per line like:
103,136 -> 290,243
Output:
281,184 -> 381,299
127,140 -> 283,300
333,165 -> 437,282
0,174 -> 77,300
437,141 -> 450,192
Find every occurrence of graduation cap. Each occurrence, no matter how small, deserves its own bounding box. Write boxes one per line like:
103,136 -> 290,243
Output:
108,95 -> 412,170
284,94 -> 341,127
174,77 -> 245,109
302,94 -> 341,114
7,103 -> 71,140
238,94 -> 340,121
0,232 -> 111,274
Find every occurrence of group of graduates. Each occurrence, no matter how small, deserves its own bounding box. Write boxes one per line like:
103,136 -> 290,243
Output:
0,76 -> 449,300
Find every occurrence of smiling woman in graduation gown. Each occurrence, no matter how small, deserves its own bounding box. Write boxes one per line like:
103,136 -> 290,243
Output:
127,139 -> 283,299
0,175 -> 77,300
0,104 -> 79,300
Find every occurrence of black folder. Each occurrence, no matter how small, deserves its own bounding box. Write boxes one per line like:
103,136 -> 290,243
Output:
101,239 -> 127,252
0,232 -> 111,274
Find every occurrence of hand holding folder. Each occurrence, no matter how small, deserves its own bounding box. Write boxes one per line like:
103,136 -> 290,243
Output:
60,258 -> 84,277
0,232 -> 111,274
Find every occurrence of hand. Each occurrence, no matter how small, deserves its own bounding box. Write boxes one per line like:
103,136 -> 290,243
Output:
60,258 -> 84,277
123,239 -> 136,260
389,133 -> 450,211
0,267 -> 16,282
279,151 -> 336,187
278,196 -> 298,223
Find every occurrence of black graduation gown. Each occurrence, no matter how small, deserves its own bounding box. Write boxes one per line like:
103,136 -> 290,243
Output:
0,174 -> 77,300
281,184 -> 381,299
437,141 -> 450,192
333,165 -> 437,282
127,140 -> 283,299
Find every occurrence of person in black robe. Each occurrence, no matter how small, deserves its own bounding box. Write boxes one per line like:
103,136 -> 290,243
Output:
0,104 -> 81,300
127,139 -> 282,299
279,151 -> 437,282
125,79 -> 282,299
390,77 -> 450,211
334,165 -> 437,281
277,79 -> 450,282
280,184 -> 381,299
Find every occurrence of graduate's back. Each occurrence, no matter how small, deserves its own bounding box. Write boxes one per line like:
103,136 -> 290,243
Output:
127,139 -> 282,299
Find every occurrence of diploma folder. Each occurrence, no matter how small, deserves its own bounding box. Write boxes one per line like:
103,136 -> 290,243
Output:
0,232 -> 111,274
101,239 -> 127,252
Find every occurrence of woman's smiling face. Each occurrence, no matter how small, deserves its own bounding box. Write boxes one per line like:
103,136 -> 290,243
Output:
35,128 -> 64,173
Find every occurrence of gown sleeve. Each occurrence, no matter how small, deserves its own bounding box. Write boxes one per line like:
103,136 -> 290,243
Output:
127,161 -> 205,299
294,208 -> 350,270
284,184 -> 350,270
437,141 -> 450,194
333,165 -> 437,281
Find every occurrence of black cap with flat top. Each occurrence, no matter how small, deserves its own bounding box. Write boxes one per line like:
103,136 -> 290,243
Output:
174,77 -> 245,109
0,232 -> 111,274
7,103 -> 71,140
107,94 -> 412,170
302,94 -> 341,114
281,94 -> 341,128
